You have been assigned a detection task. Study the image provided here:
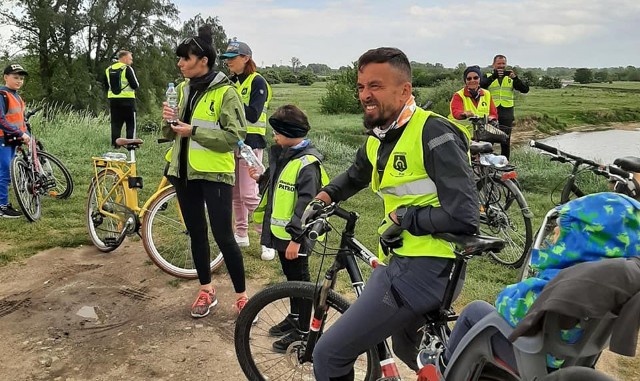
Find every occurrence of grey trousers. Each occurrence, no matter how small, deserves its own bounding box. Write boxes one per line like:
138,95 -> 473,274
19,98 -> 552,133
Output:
312,256 -> 459,381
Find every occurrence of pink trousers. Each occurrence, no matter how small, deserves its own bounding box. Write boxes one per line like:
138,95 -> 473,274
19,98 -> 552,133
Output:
233,148 -> 263,237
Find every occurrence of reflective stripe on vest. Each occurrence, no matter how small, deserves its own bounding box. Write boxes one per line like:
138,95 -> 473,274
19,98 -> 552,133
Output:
486,74 -> 514,108
235,72 -> 272,136
0,90 -> 26,137
106,62 -> 135,99
365,108 -> 455,259
254,154 -> 330,240
448,88 -> 492,138
163,82 -> 235,173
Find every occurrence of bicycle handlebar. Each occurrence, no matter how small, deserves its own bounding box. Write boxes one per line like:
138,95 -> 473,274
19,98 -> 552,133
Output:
530,139 -> 633,181
307,219 -> 326,241
25,106 -> 43,121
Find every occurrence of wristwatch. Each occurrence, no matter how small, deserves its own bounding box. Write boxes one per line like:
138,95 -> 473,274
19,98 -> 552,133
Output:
394,206 -> 408,225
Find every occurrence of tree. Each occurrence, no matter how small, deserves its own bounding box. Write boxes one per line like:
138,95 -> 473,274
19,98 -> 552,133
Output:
290,57 -> 301,73
594,70 -> 609,83
574,68 -> 594,84
521,70 -> 538,86
181,14 -> 228,60
538,75 -> 562,89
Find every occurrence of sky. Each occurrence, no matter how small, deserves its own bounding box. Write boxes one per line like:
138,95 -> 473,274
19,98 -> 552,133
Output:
173,0 -> 640,69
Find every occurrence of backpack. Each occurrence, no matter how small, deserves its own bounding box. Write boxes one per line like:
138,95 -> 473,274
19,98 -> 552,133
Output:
107,65 -> 126,95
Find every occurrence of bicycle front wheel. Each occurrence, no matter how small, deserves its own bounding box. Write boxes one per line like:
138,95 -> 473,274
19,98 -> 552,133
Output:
10,156 -> 41,221
235,281 -> 380,381
86,169 -> 127,252
39,151 -> 74,199
478,176 -> 533,267
141,187 -> 224,279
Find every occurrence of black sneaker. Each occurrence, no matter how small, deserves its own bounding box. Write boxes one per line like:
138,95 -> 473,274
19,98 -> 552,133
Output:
272,330 -> 307,354
268,315 -> 299,337
0,204 -> 22,219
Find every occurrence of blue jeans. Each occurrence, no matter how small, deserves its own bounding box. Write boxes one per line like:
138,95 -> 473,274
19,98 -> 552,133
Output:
0,144 -> 16,205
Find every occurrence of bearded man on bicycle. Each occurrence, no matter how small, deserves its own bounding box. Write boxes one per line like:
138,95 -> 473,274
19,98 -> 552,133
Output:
305,47 -> 479,381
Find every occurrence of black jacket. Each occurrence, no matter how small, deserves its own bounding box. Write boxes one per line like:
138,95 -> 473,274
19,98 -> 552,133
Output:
322,113 -> 478,237
259,142 -> 324,252
510,257 -> 640,357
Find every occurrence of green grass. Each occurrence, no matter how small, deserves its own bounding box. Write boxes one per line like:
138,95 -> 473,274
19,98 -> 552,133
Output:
0,83 -> 638,374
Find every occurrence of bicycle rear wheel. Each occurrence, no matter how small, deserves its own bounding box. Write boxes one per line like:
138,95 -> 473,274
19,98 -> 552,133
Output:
235,281 -> 380,381
86,169 -> 127,252
518,210 -> 559,281
478,175 -> 532,268
141,187 -> 224,279
10,156 -> 41,221
39,151 -> 74,199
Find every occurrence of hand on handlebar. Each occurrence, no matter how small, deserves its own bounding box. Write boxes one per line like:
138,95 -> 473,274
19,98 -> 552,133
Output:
379,213 -> 403,255
301,199 -> 327,226
21,133 -> 31,144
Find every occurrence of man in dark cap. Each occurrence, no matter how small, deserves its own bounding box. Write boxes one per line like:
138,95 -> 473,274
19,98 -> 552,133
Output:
0,64 -> 31,218
248,104 -> 329,353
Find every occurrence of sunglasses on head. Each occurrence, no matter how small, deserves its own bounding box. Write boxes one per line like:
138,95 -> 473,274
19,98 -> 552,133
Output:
181,37 -> 204,53
466,76 -> 480,81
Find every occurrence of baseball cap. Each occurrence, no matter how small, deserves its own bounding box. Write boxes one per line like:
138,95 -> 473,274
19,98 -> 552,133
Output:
3,64 -> 28,76
220,40 -> 252,59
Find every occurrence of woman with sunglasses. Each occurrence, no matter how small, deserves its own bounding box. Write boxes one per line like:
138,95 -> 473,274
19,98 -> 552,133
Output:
448,65 -> 498,136
161,25 -> 251,318
219,39 -> 276,262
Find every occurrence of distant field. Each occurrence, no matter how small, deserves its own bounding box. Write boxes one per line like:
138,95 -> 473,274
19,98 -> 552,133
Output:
570,81 -> 640,90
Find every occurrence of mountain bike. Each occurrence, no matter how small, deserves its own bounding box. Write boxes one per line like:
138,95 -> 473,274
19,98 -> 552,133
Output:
86,137 -> 224,279
468,116 -> 533,268
10,107 -> 74,221
234,202 -> 504,381
517,140 -> 639,281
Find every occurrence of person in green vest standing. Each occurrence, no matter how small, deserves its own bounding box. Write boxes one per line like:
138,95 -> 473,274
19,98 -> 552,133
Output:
449,65 -> 498,138
480,54 -> 529,159
220,39 -> 276,261
103,50 -> 139,147
249,104 -> 330,354
161,25 -> 251,319
305,47 -> 479,381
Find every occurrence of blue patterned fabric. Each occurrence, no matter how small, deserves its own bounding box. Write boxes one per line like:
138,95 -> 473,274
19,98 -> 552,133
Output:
495,192 -> 640,367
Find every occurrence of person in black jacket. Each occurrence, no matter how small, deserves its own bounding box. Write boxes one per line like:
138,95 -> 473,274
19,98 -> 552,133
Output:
480,54 -> 529,159
103,50 -> 139,147
248,104 -> 328,353
306,47 -> 479,381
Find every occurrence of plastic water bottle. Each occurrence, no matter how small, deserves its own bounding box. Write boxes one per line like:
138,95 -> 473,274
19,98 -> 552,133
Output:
479,153 -> 509,168
166,82 -> 178,124
238,141 -> 265,173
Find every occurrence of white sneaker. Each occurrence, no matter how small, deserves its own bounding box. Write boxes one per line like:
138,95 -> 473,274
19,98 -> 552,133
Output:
235,234 -> 250,247
261,246 -> 276,261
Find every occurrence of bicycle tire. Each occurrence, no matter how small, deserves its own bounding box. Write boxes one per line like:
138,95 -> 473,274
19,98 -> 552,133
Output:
235,281 -> 381,381
38,151 -> 74,199
10,156 -> 41,221
86,169 -> 127,252
478,176 -> 532,268
141,187 -> 224,279
517,218 -> 558,281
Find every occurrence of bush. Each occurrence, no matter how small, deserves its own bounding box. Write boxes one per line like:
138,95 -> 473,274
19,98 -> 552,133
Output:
538,75 -> 562,89
280,71 -> 298,84
420,79 -> 461,116
297,71 -> 316,86
319,63 -> 360,114
261,70 -> 282,85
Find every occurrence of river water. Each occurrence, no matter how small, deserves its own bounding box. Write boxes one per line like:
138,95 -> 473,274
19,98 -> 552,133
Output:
538,128 -> 640,164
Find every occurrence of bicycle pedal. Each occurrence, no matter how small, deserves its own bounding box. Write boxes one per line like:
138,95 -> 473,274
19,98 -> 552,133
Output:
103,237 -> 119,247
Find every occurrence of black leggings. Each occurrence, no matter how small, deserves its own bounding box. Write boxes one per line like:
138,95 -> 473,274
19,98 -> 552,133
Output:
170,177 -> 246,293
497,106 -> 515,159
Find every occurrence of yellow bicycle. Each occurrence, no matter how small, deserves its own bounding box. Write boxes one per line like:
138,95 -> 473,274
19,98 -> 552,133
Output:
85,137 -> 224,278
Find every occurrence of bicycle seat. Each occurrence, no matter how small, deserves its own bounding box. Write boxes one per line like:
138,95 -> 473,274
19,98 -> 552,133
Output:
115,137 -> 144,149
433,233 -> 504,256
470,142 -> 494,155
613,156 -> 640,173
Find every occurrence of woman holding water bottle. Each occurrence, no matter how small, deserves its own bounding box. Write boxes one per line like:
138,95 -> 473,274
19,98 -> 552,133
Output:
220,38 -> 276,261
161,25 -> 252,319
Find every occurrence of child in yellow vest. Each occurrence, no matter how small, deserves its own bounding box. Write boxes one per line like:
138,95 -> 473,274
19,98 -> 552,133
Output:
248,104 -> 329,353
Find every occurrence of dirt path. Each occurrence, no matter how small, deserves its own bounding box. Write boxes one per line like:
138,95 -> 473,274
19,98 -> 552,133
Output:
0,243 -> 260,381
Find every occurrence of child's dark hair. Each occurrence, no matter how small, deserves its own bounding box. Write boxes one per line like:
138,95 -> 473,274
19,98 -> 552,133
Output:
176,25 -> 216,69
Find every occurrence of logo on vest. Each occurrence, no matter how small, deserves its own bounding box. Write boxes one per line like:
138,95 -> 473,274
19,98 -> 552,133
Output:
208,100 -> 216,116
393,153 -> 408,172
481,101 -> 487,107
241,88 -> 248,95
277,180 -> 296,192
